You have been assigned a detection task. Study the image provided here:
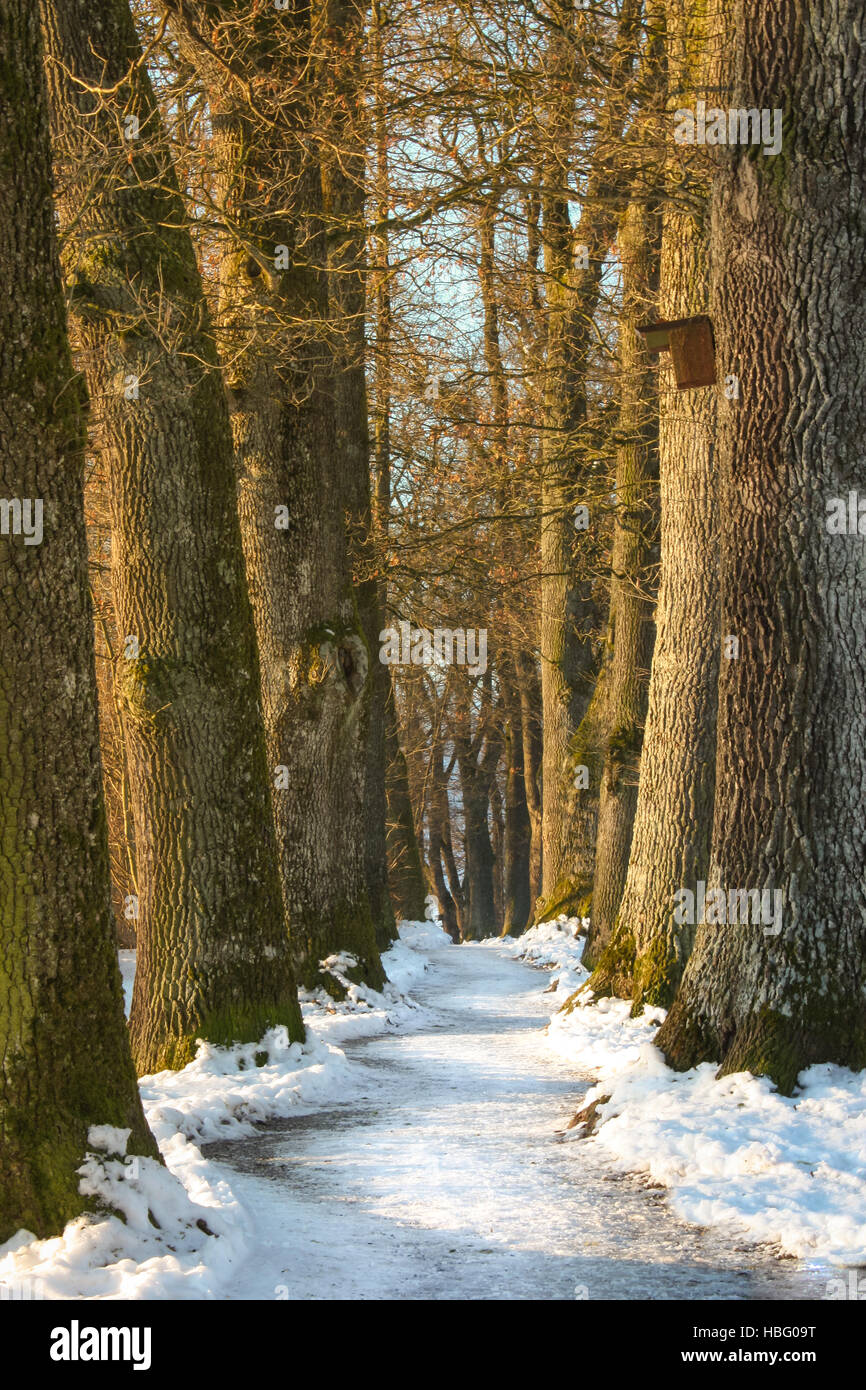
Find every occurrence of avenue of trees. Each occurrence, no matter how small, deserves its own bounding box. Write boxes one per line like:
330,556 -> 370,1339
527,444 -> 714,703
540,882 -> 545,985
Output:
1,0 -> 864,1241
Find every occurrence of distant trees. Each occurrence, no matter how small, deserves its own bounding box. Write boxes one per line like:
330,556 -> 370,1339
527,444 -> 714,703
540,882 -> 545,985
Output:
0,0 -> 156,1241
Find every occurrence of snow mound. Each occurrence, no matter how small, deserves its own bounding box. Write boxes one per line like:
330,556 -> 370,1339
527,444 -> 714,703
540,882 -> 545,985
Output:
0,1126 -> 246,1300
497,915 -> 589,1003
141,1027 -> 357,1147
297,917 -> 449,1043
517,930 -> 866,1267
397,914 -> 453,954
0,916 -> 444,1299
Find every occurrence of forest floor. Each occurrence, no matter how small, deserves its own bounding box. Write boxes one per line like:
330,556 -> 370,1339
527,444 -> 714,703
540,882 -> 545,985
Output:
202,941 -> 829,1300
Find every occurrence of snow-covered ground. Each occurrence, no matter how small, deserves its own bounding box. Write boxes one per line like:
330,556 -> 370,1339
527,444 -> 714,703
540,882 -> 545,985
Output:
0,918 -> 451,1300
0,911 -> 856,1299
503,917 -> 866,1271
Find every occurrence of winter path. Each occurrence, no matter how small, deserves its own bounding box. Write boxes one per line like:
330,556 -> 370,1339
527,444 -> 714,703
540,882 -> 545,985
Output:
204,943 -> 829,1301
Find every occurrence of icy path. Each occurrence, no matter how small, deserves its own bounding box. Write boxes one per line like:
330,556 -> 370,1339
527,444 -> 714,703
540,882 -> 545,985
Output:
204,944 -> 828,1300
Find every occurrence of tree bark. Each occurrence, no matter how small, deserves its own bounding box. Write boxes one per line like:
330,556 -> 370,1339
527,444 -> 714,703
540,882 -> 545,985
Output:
43,0 -> 303,1073
371,13 -> 427,926
0,0 -> 156,1241
385,677 -> 428,921
586,0 -> 718,1009
429,731 -> 465,939
322,0 -> 396,951
539,1 -> 640,908
657,0 -> 866,1092
476,189 -> 532,935
165,0 -> 385,992
582,29 -> 663,966
455,684 -> 500,940
500,659 -> 532,935
516,649 -> 544,911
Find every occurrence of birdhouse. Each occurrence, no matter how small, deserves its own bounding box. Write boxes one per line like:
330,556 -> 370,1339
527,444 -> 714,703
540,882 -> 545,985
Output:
637,315 -> 716,390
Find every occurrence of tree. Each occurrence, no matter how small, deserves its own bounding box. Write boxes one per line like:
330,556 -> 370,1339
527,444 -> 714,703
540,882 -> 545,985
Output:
536,0 -> 641,918
384,679 -> 428,922
582,193 -> 660,968
163,0 -> 386,991
585,0 -> 718,1007
43,0 -> 303,1072
371,7 -> 428,926
581,5 -> 663,966
454,673 -> 501,939
657,0 -> 866,1091
322,0 -> 397,952
0,0 -> 156,1241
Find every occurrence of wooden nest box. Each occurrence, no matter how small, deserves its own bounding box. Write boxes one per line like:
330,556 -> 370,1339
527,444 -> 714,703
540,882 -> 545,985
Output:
637,314 -> 716,390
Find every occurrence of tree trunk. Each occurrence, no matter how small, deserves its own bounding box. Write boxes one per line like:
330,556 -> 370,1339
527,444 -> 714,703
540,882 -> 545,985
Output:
428,806 -> 460,943
321,0 -> 396,952
43,0 -> 302,1073
582,41 -> 663,966
167,0 -> 385,993
461,783 -> 497,940
538,1 -> 640,909
586,0 -> 718,1009
385,677 -> 428,921
537,573 -> 623,930
476,191 -> 532,936
430,735 -> 465,939
657,0 -> 866,1092
371,17 -> 427,927
500,664 -> 532,935
516,649 -> 544,911
0,0 -> 156,1242
455,687 -> 500,940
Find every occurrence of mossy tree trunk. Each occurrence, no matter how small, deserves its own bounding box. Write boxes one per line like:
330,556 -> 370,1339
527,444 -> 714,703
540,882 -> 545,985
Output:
586,0 -> 718,1009
538,609 -> 613,928
0,0 -> 157,1242
42,0 -> 302,1073
582,34 -> 663,968
657,0 -> 866,1092
166,0 -> 385,992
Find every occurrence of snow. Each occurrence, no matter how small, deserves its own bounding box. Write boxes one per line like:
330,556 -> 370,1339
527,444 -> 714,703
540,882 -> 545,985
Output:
174,943 -> 827,1300
0,907 -> 858,1299
297,917 -> 451,1044
494,913 -> 590,1004
523,921 -> 866,1269
0,917 -> 447,1300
